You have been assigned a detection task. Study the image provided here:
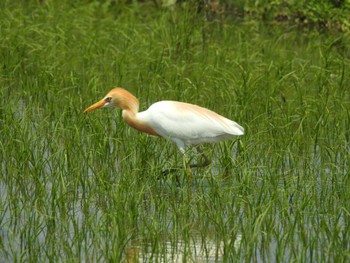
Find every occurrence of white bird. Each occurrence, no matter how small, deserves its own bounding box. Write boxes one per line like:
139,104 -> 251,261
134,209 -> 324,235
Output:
84,88 -> 244,171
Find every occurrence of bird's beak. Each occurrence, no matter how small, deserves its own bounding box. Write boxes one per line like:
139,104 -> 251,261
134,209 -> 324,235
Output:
84,99 -> 106,113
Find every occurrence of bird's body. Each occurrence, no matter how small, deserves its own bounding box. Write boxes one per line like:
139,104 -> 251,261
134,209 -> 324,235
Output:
84,88 -> 244,169
135,100 -> 243,153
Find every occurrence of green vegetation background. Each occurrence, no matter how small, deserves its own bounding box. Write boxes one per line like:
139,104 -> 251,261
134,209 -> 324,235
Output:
1,0 -> 350,262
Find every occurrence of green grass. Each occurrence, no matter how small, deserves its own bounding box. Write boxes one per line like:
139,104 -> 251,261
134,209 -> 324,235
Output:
1,1 -> 350,262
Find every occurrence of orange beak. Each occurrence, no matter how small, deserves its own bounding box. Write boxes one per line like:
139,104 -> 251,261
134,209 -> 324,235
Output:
84,99 -> 107,113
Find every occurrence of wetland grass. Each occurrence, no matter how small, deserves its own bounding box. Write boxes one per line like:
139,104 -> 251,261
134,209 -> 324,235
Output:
1,1 -> 350,262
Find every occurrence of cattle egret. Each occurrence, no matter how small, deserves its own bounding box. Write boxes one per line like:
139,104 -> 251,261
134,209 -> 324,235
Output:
84,88 -> 244,171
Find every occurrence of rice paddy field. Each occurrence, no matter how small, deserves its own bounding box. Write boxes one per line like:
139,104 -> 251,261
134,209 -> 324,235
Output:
1,1 -> 350,262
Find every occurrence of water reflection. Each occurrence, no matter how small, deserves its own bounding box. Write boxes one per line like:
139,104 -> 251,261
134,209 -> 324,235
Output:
124,235 -> 242,262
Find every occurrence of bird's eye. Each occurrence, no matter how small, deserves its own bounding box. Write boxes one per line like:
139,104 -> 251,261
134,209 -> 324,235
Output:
105,97 -> 112,103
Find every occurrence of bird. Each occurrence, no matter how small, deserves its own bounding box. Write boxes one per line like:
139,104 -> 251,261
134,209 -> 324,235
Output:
84,88 -> 244,172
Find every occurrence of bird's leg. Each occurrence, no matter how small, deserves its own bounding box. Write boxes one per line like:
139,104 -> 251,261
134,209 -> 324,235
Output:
183,154 -> 192,177
160,167 -> 179,177
159,146 -> 208,180
177,145 -> 192,178
189,145 -> 211,168
159,155 -> 191,186
182,153 -> 193,200
159,147 -> 189,183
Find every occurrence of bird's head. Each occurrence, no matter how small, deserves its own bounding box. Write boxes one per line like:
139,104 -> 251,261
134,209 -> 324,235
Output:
84,88 -> 139,113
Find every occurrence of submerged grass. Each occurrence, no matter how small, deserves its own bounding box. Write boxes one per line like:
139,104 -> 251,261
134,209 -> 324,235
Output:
1,1 -> 350,262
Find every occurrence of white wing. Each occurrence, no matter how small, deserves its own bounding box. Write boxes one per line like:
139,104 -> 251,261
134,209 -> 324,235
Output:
137,101 -> 244,148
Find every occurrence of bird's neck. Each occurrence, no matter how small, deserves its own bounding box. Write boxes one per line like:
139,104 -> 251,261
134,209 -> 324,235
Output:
119,92 -> 159,136
118,90 -> 139,114
122,110 -> 159,136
